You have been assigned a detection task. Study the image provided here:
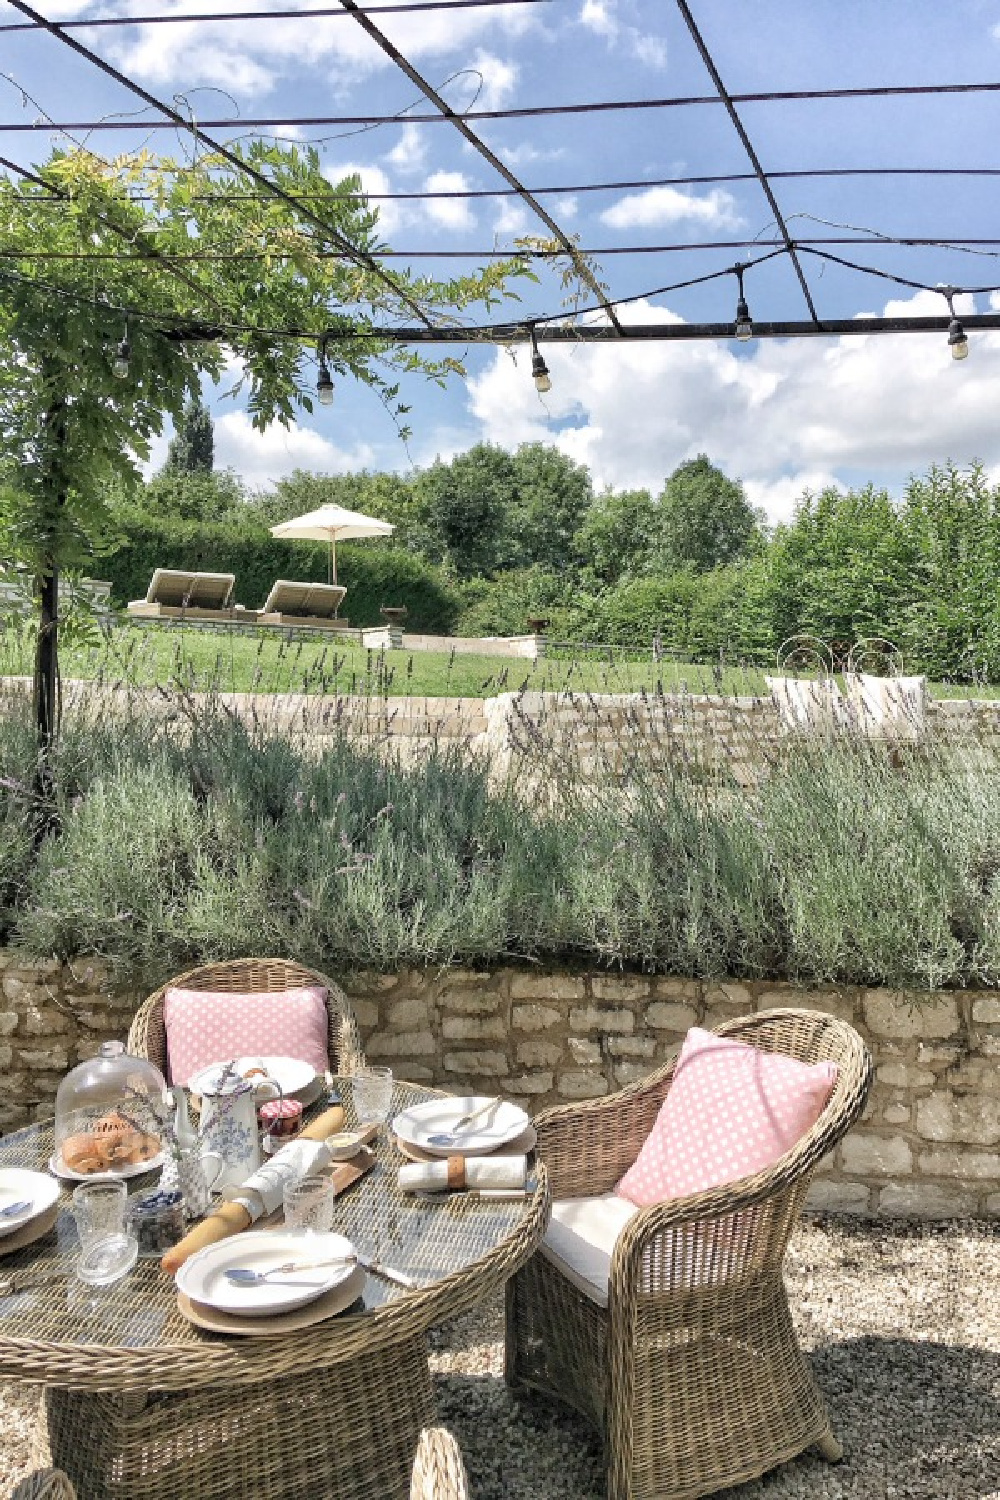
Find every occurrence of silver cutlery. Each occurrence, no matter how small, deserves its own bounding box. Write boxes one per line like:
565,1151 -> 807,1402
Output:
225,1253 -> 417,1290
0,1199 -> 32,1220
427,1098 -> 501,1147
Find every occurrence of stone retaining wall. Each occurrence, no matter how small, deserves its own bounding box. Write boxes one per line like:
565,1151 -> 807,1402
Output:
2,951 -> 998,1219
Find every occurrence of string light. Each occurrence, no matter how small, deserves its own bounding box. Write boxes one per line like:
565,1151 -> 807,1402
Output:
942,288 -> 969,360
733,263 -> 753,341
112,326 -> 130,378
528,325 -> 551,393
316,340 -> 334,404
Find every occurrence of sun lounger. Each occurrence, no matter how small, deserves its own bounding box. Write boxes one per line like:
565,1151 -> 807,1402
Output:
257,579 -> 349,630
127,569 -> 250,622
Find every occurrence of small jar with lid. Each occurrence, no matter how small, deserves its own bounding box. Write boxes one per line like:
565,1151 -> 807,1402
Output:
54,1041 -> 167,1178
129,1190 -> 185,1258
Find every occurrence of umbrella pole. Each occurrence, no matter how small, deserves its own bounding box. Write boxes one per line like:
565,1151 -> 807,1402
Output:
329,535 -> 336,586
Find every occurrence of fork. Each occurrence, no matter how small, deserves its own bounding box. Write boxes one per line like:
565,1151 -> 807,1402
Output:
225,1254 -> 417,1290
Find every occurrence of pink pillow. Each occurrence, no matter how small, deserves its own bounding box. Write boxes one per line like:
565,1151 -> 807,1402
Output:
616,1027 -> 837,1207
162,985 -> 330,1086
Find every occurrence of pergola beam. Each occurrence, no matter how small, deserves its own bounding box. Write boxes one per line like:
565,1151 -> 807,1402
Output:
317,314 -> 1000,344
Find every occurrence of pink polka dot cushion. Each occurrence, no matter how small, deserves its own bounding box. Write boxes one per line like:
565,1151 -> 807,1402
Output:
162,985 -> 330,1086
616,1027 -> 837,1208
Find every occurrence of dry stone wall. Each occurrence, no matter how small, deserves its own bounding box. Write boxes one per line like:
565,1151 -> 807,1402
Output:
2,948 -> 999,1219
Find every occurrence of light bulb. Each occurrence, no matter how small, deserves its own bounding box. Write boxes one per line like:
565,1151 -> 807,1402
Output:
113,337 -> 130,379
734,296 -> 753,342
317,360 -> 334,404
948,317 -> 969,361
531,350 -> 552,394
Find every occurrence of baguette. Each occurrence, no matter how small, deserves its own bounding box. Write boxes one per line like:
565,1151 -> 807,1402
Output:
161,1103 -> 346,1274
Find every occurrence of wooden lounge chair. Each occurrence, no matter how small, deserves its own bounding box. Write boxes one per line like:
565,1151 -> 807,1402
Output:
127,958 -> 365,1080
126,568 -> 250,623
505,1007 -> 874,1500
258,578 -> 349,630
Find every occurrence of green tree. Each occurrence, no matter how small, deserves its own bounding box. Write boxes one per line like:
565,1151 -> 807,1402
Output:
0,146 -> 528,804
163,396 -> 215,473
657,455 -> 760,573
573,487 -> 660,585
129,470 -> 246,524
413,444 -> 517,578
507,443 -> 593,572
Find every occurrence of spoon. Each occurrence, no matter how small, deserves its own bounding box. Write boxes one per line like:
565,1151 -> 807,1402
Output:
0,1200 -> 31,1220
427,1098 -> 501,1148
225,1253 -> 417,1290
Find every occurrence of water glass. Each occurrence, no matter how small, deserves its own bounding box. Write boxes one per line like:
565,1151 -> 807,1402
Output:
72,1179 -> 128,1247
283,1174 -> 335,1234
353,1066 -> 393,1126
71,1179 -> 138,1286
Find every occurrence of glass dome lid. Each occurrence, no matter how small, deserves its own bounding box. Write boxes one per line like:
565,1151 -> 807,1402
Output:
54,1040 -> 167,1177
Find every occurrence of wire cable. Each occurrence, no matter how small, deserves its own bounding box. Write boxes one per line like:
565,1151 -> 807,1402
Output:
0,0 -> 552,32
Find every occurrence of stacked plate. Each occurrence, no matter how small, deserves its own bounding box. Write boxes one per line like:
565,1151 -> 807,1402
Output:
0,1168 -> 61,1254
188,1056 -> 322,1106
393,1096 -> 535,1161
175,1229 -> 365,1335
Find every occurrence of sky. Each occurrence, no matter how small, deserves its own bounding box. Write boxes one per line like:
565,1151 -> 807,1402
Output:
3,0 -> 1000,520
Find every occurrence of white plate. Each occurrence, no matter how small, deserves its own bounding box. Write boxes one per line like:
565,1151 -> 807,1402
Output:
175,1230 -> 357,1318
392,1097 -> 532,1158
0,1168 -> 61,1237
188,1056 -> 317,1101
48,1152 -> 164,1184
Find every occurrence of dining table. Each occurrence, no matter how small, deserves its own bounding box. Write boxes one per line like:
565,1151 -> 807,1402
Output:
0,1078 -> 550,1500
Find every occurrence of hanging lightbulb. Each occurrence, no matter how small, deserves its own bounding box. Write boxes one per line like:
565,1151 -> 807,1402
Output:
733,265 -> 753,341
113,330 -> 131,379
529,327 -> 551,393
943,288 -> 969,361
316,341 -> 334,405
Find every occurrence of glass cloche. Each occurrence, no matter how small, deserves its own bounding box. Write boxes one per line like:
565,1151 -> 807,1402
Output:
54,1041 -> 167,1177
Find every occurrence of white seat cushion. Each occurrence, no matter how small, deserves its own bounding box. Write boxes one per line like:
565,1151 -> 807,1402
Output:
539,1195 -> 640,1307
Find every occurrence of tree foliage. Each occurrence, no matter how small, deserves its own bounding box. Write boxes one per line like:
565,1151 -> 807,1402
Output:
656,455 -> 761,573
164,397 -> 215,473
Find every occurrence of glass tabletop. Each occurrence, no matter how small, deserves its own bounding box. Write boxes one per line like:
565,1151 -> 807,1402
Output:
0,1079 -> 547,1378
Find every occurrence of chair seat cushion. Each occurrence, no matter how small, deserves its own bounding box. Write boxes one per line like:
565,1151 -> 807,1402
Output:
539,1195 -> 640,1307
616,1026 -> 837,1208
163,985 -> 330,1086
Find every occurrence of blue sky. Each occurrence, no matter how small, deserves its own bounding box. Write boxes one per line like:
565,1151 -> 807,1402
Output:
3,0 -> 1000,517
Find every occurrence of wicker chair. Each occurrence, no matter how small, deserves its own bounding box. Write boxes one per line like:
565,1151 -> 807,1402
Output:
127,958 -> 365,1081
505,1008 -> 874,1500
409,1427 -> 470,1500
11,1473 -> 77,1500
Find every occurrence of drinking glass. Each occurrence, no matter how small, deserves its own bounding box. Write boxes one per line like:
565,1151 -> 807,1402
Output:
283,1174 -> 335,1234
71,1179 -> 138,1286
353,1066 -> 393,1127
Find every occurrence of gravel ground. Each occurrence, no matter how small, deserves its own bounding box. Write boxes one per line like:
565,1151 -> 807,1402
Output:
1,1216 -> 997,1498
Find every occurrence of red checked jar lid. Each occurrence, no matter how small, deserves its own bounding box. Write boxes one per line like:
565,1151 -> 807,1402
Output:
259,1098 -> 303,1137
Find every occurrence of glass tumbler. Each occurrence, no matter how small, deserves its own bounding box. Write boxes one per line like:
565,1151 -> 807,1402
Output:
352,1066 -> 393,1127
283,1174 -> 335,1234
71,1179 -> 138,1286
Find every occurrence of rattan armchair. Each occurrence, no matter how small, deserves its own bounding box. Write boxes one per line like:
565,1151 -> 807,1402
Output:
127,958 -> 365,1081
11,1472 -> 77,1500
505,1007 -> 874,1500
409,1427 -> 470,1500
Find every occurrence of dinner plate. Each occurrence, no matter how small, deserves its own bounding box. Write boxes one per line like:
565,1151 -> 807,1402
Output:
189,1056 -> 317,1101
174,1229 -> 357,1317
48,1151 -> 165,1184
176,1264 -> 366,1338
0,1168 -> 60,1237
392,1097 -> 532,1158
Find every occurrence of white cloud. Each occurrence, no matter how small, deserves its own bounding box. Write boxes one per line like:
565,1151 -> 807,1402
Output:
499,142 -> 567,169
492,198 -> 530,236
324,161 -> 402,239
579,0 -> 667,68
423,171 -> 477,232
580,0 -> 616,38
601,186 -> 743,231
385,124 -> 427,175
465,49 -> 518,111
105,0 -> 538,98
464,294 -> 1000,519
214,411 -> 376,488
631,32 -> 668,68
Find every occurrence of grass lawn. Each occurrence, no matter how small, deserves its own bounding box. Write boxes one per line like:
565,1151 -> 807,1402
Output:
1,620 -> 997,698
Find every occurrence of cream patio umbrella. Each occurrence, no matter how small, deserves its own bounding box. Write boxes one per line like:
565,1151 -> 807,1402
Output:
269,503 -> 395,584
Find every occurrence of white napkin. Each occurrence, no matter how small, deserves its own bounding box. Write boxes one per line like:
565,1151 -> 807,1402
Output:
231,1138 -> 334,1217
399,1155 -> 527,1194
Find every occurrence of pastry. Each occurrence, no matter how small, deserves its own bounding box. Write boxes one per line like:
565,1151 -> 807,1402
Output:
61,1132 -> 106,1174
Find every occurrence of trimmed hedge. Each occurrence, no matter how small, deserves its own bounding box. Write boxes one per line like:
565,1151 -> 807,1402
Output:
103,511 -> 461,632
